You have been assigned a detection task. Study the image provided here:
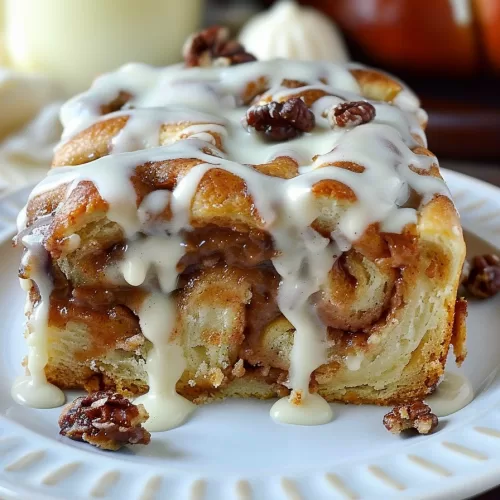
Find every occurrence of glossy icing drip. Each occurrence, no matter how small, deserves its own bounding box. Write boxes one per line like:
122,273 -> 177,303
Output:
134,293 -> 195,431
16,58 -> 453,426
11,234 -> 65,408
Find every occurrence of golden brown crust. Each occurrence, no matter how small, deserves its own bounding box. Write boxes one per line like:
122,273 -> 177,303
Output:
451,298 -> 468,366
23,67 -> 430,242
349,69 -> 403,102
53,116 -> 129,167
40,204 -> 464,406
20,65 -> 466,409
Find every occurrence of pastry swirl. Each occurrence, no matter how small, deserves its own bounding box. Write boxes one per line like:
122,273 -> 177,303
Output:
14,48 -> 465,426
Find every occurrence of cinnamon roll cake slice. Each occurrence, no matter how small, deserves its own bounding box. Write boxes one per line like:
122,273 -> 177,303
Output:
13,40 -> 466,428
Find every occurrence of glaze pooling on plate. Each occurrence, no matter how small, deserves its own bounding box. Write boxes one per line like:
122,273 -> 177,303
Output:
1,170 -> 497,500
14,56 -> 457,427
426,372 -> 474,417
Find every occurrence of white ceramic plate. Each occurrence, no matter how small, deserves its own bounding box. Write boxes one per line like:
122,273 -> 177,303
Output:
1,169 -> 500,500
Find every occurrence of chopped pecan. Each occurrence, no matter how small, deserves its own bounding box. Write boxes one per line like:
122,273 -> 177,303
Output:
183,26 -> 256,68
463,254 -> 500,298
231,359 -> 246,378
383,402 -> 438,435
326,101 -> 376,128
244,98 -> 315,141
59,391 -> 150,451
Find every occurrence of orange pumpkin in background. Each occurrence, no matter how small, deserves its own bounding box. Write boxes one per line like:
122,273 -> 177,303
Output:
279,0 -> 500,161
300,0 -> 500,75
475,0 -> 500,71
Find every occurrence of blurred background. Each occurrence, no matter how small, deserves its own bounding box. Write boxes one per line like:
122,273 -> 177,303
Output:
0,0 -> 499,194
0,2 -> 498,497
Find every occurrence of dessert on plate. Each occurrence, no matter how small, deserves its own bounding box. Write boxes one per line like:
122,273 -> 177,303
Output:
13,27 -> 466,430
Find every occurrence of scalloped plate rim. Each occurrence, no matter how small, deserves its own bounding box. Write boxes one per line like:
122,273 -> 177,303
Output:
1,169 -> 500,500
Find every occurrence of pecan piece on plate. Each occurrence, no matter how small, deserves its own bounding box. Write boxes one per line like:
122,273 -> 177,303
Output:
383,402 -> 438,435
183,25 -> 256,68
326,101 -> 376,128
244,98 -> 315,141
463,254 -> 500,299
59,391 -> 150,451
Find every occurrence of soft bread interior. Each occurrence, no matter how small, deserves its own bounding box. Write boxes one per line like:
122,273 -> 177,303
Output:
38,195 -> 465,405
18,61 -> 466,408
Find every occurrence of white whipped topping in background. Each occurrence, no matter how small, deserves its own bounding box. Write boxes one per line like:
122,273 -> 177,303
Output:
239,0 -> 349,63
15,57 -> 451,427
448,0 -> 473,25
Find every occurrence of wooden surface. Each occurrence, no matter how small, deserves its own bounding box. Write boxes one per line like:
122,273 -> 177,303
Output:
424,97 -> 500,162
446,161 -> 500,187
414,75 -> 500,162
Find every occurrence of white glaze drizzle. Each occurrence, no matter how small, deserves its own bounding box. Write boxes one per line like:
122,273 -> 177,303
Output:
16,58 -> 452,426
425,371 -> 473,417
134,293 -> 195,431
92,108 -> 226,154
345,353 -> 364,371
121,236 -> 184,292
138,190 -> 171,225
11,234 -> 65,408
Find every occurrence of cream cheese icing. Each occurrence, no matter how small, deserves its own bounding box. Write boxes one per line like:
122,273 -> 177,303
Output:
15,57 -> 454,427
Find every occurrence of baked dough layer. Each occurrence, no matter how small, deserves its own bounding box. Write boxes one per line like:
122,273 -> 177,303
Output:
18,58 -> 466,408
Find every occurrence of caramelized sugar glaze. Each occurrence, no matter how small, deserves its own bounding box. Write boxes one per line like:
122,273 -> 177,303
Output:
24,220 -> 417,388
14,55 -> 466,426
